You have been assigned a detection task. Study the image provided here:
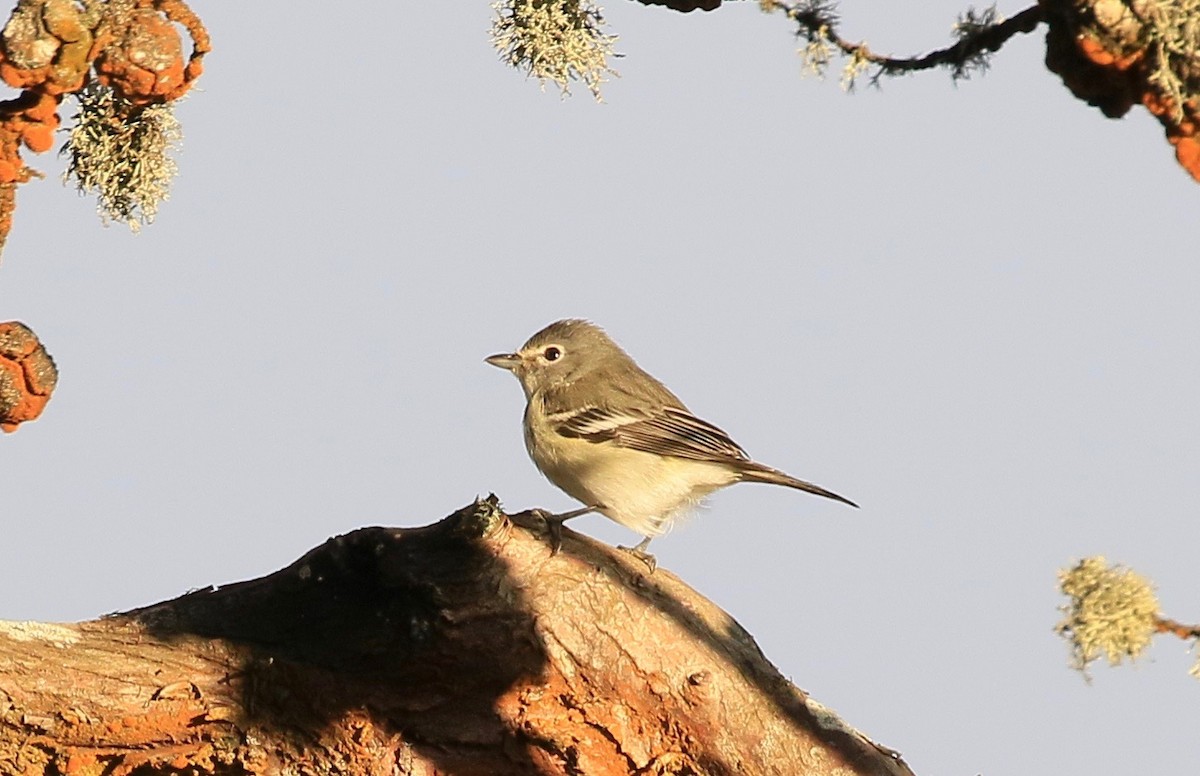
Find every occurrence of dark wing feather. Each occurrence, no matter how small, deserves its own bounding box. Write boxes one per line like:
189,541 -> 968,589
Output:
557,405 -> 750,463
544,358 -> 747,463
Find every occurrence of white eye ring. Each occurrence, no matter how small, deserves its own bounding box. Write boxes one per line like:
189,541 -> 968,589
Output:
543,346 -> 562,362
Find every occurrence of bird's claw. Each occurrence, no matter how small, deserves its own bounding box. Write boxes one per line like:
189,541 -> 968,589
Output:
523,506 -> 596,555
618,541 -> 657,573
519,509 -> 563,554
545,513 -> 565,555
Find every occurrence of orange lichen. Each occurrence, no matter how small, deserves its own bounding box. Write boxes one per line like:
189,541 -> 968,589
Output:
61,751 -> 101,775
1076,35 -> 1142,72
0,91 -> 63,154
21,120 -> 52,151
1174,136 -> 1200,169
0,0 -> 93,94
0,320 -> 58,432
1077,35 -> 1115,66
1041,0 -> 1200,183
23,90 -> 58,121
94,8 -> 184,103
0,0 -> 208,250
1141,92 -> 1200,182
92,0 -> 209,105
0,184 -> 12,252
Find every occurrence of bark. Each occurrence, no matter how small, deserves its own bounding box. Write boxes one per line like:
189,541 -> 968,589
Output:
0,497 -> 914,775
635,0 -> 722,12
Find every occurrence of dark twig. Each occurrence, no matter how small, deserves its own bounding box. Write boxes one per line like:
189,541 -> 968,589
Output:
769,1 -> 1044,85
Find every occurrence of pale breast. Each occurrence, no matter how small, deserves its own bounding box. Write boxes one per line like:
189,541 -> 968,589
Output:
524,399 -> 736,537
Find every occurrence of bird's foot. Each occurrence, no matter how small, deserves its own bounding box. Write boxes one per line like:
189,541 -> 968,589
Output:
618,537 -> 657,573
521,506 -> 595,555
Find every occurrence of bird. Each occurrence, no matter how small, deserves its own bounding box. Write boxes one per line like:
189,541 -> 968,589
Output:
486,319 -> 856,564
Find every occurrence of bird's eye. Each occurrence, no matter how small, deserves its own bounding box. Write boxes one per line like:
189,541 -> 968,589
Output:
543,346 -> 562,362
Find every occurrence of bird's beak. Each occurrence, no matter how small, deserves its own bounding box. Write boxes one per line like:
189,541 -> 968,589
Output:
485,352 -> 521,371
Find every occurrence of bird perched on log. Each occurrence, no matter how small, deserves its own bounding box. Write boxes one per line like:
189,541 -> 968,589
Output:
487,319 -> 856,566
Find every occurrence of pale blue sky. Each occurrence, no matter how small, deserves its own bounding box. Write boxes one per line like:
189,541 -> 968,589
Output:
2,2 -> 1198,773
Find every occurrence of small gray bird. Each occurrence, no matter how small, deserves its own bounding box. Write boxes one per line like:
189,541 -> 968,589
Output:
486,319 -> 856,560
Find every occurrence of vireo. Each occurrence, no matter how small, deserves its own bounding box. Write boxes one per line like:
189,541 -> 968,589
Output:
487,319 -> 856,562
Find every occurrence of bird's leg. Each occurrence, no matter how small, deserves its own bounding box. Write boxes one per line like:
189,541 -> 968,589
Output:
618,536 -> 656,573
526,506 -> 596,554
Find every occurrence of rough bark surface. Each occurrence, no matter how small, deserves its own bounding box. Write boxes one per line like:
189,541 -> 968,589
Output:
0,497 -> 913,775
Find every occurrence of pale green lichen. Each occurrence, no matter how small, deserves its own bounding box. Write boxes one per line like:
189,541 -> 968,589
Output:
1056,556 -> 1160,677
1139,0 -> 1200,123
61,82 -> 181,232
799,26 -> 834,78
491,0 -> 619,100
839,46 -> 870,91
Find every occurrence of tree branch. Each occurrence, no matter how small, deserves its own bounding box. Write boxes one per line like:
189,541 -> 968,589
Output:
767,2 -> 1044,83
0,497 -> 914,775
630,0 -> 1046,80
1156,616 -> 1200,641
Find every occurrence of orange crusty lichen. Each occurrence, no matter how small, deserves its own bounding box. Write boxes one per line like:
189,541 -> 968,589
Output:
91,0 -> 211,106
92,0 -> 209,105
94,8 -> 184,103
1041,0 -> 1200,183
0,320 -> 58,432
1143,91 -> 1200,181
1075,35 -> 1141,73
0,0 -> 209,108
0,0 -> 208,250
0,0 -> 97,95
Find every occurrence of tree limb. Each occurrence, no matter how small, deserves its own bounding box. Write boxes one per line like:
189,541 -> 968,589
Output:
0,497 -> 913,774
775,3 -> 1045,79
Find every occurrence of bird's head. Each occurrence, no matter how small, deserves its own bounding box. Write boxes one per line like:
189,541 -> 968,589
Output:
486,319 -> 620,398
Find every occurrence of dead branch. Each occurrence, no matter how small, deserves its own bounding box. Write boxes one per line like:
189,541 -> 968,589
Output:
0,496 -> 912,775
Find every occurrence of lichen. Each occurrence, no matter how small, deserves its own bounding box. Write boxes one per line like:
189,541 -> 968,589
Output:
61,81 -> 181,231
491,0 -> 619,100
1056,556 -> 1160,677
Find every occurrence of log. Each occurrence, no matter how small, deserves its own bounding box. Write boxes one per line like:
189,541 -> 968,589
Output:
0,496 -> 913,775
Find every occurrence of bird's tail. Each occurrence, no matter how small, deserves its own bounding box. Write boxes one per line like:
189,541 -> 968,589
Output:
736,461 -> 859,508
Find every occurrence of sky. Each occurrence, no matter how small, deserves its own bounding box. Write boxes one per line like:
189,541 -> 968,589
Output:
2,2 -> 1199,774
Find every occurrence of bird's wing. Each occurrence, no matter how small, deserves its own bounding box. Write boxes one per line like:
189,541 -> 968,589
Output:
555,404 -> 751,463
